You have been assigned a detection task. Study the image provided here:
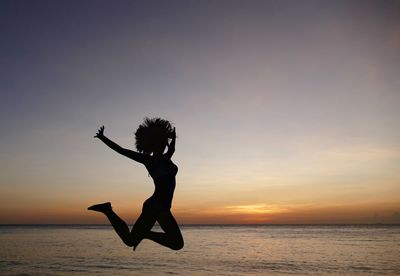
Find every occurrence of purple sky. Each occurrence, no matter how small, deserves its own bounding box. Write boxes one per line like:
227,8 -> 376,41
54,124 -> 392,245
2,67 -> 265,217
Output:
1,0 -> 399,224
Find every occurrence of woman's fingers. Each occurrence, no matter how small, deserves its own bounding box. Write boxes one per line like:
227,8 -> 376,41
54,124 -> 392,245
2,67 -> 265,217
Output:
94,125 -> 104,138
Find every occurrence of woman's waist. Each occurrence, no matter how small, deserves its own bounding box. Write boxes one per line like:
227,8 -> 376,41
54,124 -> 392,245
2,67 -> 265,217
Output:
151,186 -> 175,199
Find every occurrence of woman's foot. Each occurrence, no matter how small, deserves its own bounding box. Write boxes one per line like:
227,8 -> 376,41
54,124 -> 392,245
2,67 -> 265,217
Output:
87,202 -> 112,213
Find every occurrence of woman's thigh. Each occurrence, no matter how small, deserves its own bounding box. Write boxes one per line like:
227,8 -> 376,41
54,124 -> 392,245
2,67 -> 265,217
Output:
157,211 -> 184,249
130,210 -> 157,238
157,211 -> 183,239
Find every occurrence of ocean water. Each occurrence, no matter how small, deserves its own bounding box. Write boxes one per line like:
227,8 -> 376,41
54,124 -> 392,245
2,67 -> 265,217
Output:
0,225 -> 399,275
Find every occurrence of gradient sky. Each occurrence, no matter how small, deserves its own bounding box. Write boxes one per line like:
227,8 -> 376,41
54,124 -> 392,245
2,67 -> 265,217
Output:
1,0 -> 399,224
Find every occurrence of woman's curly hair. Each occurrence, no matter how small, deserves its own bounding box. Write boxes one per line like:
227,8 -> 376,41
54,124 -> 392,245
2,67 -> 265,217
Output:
135,117 -> 174,154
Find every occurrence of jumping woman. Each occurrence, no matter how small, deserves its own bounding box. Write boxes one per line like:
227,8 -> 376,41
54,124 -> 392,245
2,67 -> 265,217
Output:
88,118 -> 184,251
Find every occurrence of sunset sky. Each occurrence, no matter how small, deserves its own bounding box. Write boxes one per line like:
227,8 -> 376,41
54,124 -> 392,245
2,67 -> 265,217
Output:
1,0 -> 399,224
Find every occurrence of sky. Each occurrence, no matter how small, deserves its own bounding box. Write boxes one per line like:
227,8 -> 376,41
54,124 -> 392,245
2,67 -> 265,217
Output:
1,0 -> 399,224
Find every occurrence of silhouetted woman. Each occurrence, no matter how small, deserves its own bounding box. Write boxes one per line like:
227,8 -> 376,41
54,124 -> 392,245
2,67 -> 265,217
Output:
88,118 -> 184,251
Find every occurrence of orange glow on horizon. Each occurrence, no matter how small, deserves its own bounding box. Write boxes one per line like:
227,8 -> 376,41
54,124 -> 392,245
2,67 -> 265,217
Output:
223,204 -> 288,214
1,201 -> 399,224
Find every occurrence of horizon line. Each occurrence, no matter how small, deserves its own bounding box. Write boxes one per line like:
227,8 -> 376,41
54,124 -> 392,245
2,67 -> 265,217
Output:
1,223 -> 399,226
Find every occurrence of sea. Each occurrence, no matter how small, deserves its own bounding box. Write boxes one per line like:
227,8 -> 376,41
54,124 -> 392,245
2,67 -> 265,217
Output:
0,225 -> 399,275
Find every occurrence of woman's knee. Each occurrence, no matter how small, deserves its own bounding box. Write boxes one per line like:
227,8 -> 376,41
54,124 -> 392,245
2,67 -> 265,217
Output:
122,236 -> 135,247
170,236 -> 184,250
129,233 -> 143,247
121,232 -> 143,247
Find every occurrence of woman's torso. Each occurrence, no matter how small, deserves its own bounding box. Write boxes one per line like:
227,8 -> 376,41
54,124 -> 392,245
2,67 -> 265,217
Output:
144,157 -> 178,211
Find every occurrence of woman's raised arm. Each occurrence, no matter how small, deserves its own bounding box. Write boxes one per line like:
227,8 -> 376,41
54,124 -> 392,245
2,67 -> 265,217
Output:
94,126 -> 148,164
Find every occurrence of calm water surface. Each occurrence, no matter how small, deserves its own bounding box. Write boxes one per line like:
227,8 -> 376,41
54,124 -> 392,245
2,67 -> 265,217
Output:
0,225 -> 399,275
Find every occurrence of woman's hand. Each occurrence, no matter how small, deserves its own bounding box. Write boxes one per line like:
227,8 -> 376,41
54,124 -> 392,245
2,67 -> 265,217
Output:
94,125 -> 105,139
171,127 -> 176,139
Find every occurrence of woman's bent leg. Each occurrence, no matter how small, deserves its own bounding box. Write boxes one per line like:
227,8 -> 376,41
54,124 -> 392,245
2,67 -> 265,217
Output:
89,203 -> 183,250
88,202 -> 134,247
145,211 -> 184,250
130,210 -> 157,250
